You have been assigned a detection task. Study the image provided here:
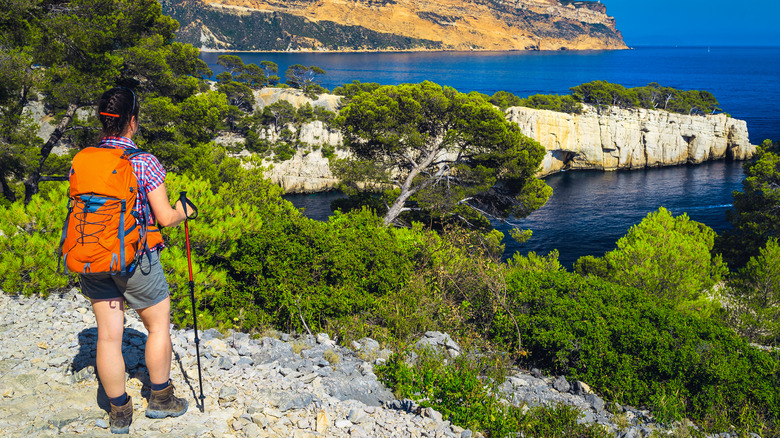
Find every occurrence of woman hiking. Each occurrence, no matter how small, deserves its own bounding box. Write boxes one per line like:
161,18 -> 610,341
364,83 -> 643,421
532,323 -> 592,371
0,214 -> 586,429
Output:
70,87 -> 195,433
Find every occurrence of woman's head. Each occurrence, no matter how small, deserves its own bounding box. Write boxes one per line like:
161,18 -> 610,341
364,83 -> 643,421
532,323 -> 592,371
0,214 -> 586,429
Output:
97,87 -> 139,137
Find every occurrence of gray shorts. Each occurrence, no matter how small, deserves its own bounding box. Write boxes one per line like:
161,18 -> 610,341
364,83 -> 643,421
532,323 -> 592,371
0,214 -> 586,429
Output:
79,249 -> 170,309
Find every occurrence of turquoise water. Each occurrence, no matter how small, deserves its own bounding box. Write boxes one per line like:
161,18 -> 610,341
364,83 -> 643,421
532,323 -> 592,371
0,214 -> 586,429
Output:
201,48 -> 778,266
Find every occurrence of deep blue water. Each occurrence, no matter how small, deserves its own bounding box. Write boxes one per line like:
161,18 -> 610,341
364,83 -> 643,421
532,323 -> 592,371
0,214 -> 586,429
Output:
282,160 -> 744,267
200,47 -> 777,266
500,160 -> 744,266
201,47 -> 780,143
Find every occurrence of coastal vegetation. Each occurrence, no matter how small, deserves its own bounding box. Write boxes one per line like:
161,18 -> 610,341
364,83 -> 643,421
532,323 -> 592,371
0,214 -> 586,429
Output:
378,350 -> 612,437
215,55 -> 276,112
500,81 -> 721,115
2,1 -> 780,437
332,81 -> 551,227
285,64 -> 328,97
574,207 -> 727,308
718,140 -> 780,268
0,0 -> 213,204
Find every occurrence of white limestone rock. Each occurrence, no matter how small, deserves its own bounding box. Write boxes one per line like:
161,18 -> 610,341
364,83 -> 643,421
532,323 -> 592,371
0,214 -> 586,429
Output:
506,104 -> 755,176
253,88 -> 342,113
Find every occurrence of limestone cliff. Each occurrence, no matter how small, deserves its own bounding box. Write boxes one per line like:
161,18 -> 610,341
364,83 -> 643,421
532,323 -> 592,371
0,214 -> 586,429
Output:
209,90 -> 756,193
216,88 -> 347,193
161,0 -> 627,51
506,105 -> 756,177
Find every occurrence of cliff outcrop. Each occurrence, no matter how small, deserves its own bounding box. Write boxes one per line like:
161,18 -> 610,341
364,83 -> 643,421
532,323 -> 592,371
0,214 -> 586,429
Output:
161,0 -> 627,51
241,90 -> 755,192
506,105 -> 756,177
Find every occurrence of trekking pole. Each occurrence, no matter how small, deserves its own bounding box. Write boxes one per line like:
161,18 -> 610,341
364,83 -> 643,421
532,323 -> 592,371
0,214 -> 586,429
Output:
180,191 -> 205,413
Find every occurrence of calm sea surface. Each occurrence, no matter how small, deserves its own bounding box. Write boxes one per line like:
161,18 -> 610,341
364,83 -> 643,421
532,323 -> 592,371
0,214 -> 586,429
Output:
202,47 -> 780,143
201,47 -> 779,266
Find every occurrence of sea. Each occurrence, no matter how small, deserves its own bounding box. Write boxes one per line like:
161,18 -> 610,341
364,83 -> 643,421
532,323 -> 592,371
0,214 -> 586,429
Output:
200,47 -> 780,266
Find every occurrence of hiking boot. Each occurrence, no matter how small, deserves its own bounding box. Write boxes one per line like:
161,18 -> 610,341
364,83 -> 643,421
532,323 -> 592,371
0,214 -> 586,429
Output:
109,395 -> 133,434
146,381 -> 188,419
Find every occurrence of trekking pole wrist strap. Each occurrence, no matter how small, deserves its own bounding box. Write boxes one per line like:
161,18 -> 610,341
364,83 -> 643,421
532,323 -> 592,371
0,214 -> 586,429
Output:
179,191 -> 198,220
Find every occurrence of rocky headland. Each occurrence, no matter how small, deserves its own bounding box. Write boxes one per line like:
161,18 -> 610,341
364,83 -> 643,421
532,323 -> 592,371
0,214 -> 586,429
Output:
31,87 -> 757,194
224,89 -> 756,193
507,105 -> 756,177
0,290 -> 751,438
161,0 -> 627,52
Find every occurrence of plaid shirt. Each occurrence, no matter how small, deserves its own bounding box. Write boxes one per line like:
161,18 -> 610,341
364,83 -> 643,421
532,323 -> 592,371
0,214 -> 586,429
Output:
96,137 -> 167,225
69,136 -> 167,252
98,136 -> 167,252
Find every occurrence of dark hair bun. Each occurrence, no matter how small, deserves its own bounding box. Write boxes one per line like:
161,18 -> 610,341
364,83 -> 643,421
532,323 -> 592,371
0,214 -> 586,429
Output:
97,87 -> 139,137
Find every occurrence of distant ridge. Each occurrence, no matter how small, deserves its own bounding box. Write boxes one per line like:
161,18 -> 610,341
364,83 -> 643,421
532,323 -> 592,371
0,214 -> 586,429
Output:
160,0 -> 628,52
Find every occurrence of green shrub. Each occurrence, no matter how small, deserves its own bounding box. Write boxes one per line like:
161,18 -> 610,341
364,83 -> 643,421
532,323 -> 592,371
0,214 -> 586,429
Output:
364,223 -> 446,344
332,80 -> 382,101
245,130 -> 270,154
226,208 -> 417,334
272,142 -> 296,162
296,103 -> 315,123
570,81 -> 721,115
313,106 -> 336,124
377,349 -> 610,438
518,94 -> 584,114
717,140 -> 780,269
489,90 -> 524,110
320,145 -> 336,160
508,249 -> 565,273
575,207 -> 727,306
0,184 -> 75,295
162,171 -> 299,331
0,167 -> 293,309
494,270 -> 780,433
725,238 -> 780,344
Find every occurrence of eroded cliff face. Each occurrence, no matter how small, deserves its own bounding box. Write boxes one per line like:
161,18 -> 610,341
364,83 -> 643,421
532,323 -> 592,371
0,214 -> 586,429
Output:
506,105 -> 756,177
220,88 -> 347,193
162,0 -> 627,51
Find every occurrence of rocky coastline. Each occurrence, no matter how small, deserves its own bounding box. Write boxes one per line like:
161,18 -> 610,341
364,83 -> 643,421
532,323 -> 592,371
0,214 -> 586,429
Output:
239,90 -> 756,193
163,0 -> 627,52
0,290 -> 757,437
31,87 -> 757,195
507,105 -> 756,177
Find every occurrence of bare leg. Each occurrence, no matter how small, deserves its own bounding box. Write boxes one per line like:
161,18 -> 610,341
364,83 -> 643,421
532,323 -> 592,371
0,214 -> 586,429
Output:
136,296 -> 172,385
92,298 -> 126,399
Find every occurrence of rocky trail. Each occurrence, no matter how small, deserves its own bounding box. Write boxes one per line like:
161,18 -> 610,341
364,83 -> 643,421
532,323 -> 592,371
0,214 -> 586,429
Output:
0,290 -> 747,437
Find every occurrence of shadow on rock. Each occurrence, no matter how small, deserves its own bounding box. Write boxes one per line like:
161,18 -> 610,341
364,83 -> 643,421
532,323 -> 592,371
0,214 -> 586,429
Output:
173,348 -> 203,412
72,326 -> 151,411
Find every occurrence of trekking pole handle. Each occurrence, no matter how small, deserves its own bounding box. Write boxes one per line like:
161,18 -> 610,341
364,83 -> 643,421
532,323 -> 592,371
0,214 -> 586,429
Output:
179,191 -> 198,220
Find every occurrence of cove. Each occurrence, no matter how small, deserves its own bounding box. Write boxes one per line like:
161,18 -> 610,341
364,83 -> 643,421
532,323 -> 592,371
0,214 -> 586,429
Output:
285,160 -> 745,267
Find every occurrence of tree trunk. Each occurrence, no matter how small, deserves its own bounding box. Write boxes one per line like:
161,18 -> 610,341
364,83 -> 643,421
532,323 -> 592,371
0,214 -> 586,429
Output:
23,103 -> 78,204
383,188 -> 416,227
382,150 -> 441,227
1,174 -> 16,203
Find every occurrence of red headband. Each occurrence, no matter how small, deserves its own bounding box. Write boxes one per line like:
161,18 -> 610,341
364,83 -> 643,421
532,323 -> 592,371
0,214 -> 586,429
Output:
100,112 -> 120,118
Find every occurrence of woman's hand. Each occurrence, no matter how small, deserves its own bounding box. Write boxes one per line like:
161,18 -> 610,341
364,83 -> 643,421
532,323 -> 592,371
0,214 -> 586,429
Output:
147,183 -> 188,227
173,199 -> 198,219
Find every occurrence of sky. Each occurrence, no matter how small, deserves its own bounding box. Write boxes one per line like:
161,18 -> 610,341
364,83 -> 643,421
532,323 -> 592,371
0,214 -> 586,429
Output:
602,0 -> 780,47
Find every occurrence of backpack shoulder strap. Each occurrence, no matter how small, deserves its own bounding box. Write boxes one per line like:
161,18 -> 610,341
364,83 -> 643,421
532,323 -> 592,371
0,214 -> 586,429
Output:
123,148 -> 148,160
122,147 -> 164,264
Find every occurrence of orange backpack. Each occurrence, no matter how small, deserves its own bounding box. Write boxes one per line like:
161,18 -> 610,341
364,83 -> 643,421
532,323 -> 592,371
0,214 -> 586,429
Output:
59,147 -> 163,275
